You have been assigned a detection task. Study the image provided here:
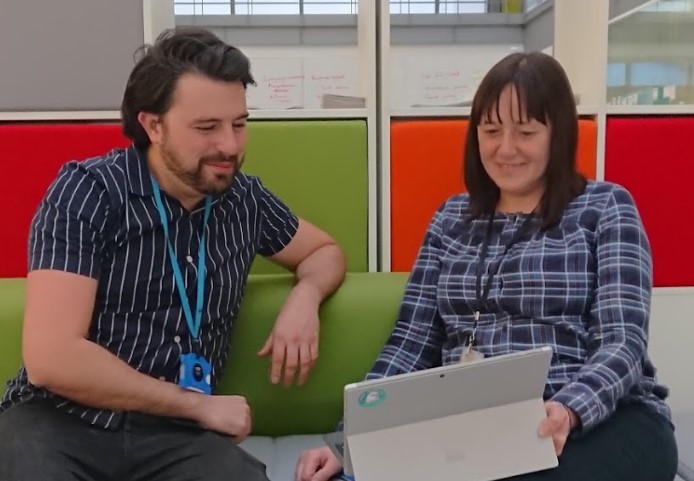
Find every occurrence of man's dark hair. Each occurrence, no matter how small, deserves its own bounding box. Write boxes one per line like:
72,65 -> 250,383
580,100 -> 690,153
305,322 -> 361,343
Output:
121,27 -> 255,149
464,52 -> 586,229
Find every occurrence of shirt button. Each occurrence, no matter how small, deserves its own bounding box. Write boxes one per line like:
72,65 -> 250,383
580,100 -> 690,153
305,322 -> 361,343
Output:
186,255 -> 194,263
174,335 -> 181,343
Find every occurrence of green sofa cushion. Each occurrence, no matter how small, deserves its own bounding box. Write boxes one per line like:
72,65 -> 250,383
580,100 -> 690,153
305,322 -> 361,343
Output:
223,273 -> 407,436
0,279 -> 24,384
0,273 -> 408,437
244,120 -> 369,274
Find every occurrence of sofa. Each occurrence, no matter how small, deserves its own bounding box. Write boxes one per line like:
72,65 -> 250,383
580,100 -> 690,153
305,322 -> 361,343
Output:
0,273 -> 409,480
1,273 -> 692,481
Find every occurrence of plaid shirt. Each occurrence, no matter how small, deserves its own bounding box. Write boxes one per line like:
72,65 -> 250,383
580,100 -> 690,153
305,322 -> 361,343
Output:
369,181 -> 670,432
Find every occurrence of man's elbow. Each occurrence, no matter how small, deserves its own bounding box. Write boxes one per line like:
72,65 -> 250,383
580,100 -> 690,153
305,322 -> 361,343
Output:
24,360 -> 50,389
315,243 -> 347,284
326,242 -> 347,273
296,241 -> 345,271
22,337 -> 64,389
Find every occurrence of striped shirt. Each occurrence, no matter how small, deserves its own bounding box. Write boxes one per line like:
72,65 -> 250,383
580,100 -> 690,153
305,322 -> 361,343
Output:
1,146 -> 299,429
366,181 -> 671,432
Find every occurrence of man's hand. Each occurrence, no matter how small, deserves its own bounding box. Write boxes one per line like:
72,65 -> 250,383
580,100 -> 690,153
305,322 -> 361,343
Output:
295,446 -> 342,481
193,394 -> 252,443
258,284 -> 321,386
538,401 -> 577,456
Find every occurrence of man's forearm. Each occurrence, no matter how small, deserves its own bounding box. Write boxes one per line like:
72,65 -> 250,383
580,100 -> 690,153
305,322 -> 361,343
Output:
26,338 -> 202,419
292,244 -> 346,302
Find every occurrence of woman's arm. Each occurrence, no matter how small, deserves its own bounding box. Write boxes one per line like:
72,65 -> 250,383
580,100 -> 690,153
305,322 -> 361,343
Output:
552,185 -> 652,432
365,205 -> 449,380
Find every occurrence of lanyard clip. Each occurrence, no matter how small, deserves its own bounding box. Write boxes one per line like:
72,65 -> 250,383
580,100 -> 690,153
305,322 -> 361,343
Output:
465,310 -> 481,350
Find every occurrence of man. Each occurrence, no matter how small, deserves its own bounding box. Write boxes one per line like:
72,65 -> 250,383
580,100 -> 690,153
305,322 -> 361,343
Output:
0,27 -> 345,481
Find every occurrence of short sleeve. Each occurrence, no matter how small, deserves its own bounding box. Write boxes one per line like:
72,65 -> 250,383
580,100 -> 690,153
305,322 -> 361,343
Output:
254,179 -> 299,257
28,162 -> 111,279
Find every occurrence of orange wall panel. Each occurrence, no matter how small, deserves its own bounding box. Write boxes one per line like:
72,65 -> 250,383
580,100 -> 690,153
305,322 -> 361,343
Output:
390,119 -> 598,272
390,120 -> 469,272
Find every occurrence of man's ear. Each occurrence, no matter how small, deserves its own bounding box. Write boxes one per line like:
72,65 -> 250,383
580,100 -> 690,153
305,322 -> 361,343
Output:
137,112 -> 163,145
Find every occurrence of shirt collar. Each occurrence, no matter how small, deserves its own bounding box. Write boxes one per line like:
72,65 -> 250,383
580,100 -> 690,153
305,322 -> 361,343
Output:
125,145 -> 154,197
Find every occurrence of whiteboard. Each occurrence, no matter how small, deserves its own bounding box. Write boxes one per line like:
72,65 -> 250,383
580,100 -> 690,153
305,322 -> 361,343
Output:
247,57 -> 304,109
245,53 -> 360,110
240,44 -> 522,111
390,45 -> 523,110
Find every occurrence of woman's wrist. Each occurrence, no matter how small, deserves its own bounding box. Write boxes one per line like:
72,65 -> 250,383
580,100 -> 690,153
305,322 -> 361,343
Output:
563,404 -> 579,430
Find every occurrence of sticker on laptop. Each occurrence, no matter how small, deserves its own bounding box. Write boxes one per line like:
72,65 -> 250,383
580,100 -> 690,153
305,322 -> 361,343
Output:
358,388 -> 386,408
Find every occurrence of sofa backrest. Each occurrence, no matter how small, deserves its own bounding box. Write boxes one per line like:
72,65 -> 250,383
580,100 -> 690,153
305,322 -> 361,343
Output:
0,119 -> 368,278
0,273 -> 409,436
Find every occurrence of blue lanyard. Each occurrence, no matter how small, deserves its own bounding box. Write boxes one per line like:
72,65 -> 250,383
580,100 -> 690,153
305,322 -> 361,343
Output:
150,177 -> 212,341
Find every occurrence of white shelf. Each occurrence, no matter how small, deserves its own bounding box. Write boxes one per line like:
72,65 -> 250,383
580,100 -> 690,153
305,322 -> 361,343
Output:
390,106 -> 600,119
0,109 -> 370,122
0,111 -> 121,121
606,105 -> 694,116
577,105 -> 599,116
390,107 -> 471,118
248,108 -> 368,120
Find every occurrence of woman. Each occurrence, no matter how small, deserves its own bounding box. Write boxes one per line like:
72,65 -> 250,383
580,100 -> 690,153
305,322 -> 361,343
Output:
296,52 -> 678,481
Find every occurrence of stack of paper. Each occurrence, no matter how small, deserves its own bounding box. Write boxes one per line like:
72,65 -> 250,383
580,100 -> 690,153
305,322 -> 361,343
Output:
321,94 -> 366,109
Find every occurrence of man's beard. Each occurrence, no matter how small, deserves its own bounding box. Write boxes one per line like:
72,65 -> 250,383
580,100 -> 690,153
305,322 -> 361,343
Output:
160,142 -> 241,196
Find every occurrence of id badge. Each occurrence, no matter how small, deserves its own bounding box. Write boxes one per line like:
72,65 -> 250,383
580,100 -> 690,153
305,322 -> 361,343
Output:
178,353 -> 212,394
460,346 -> 485,363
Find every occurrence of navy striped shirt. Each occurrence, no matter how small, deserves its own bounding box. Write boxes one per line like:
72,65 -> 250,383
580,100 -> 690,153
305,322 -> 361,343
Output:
366,181 -> 671,432
1,146 -> 299,429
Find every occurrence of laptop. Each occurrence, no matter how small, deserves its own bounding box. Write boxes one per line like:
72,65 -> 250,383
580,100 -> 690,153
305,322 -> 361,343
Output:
332,346 -> 558,481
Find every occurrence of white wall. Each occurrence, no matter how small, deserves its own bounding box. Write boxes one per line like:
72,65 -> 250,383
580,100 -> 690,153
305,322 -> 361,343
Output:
649,289 -> 694,467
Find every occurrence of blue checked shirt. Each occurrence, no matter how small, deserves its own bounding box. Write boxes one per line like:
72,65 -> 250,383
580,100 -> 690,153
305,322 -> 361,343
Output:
368,181 -> 671,432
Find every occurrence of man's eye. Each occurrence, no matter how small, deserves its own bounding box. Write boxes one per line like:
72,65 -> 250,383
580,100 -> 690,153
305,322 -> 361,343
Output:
197,125 -> 215,132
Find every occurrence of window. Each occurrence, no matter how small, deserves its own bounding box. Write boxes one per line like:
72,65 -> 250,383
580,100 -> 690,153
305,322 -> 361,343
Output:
641,0 -> 692,13
174,0 -> 507,15
175,0 -> 232,15
607,63 -> 627,87
630,62 -> 689,87
524,0 -> 549,12
390,0 -> 487,14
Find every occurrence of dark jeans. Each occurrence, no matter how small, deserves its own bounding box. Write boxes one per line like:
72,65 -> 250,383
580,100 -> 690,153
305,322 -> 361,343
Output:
0,401 -> 269,481
506,403 -> 678,481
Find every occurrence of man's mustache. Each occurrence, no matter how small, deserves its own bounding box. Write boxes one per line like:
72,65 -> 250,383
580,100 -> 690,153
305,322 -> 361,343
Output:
201,154 -> 239,164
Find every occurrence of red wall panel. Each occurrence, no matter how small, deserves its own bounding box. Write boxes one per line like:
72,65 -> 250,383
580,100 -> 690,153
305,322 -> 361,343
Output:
0,123 -> 128,278
605,116 -> 694,287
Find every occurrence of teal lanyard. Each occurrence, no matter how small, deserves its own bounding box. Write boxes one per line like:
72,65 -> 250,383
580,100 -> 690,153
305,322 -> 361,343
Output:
150,177 -> 212,341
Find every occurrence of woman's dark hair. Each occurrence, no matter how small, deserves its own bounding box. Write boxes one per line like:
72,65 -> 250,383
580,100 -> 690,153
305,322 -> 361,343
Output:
464,52 -> 586,229
121,27 -> 256,149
